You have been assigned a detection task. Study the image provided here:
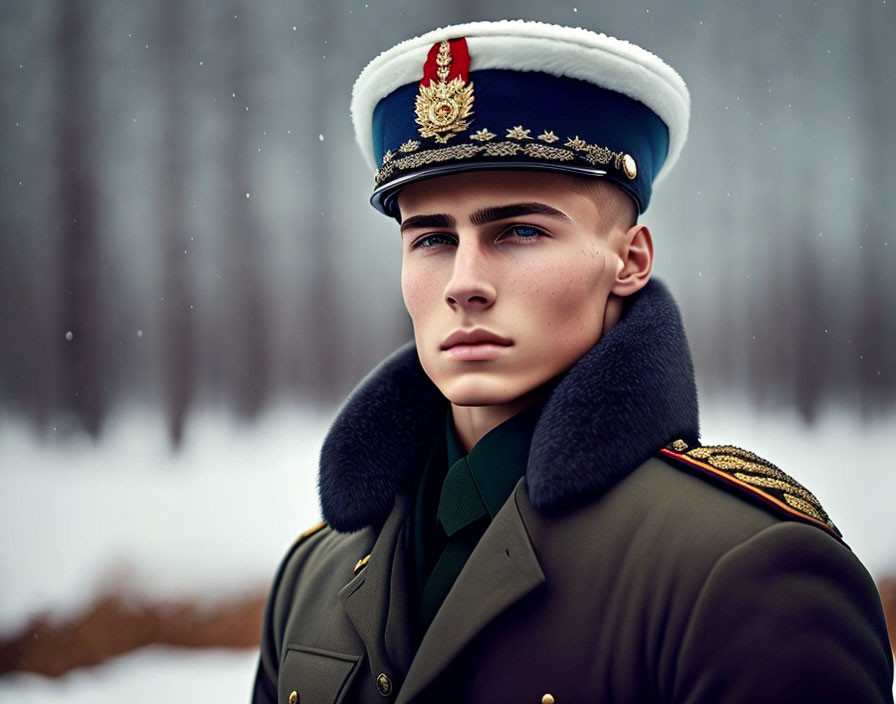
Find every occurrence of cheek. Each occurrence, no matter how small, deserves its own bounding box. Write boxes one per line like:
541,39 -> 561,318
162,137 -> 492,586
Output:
400,265 -> 428,317
525,251 -> 614,320
508,251 -> 615,370
401,265 -> 444,383
401,263 -> 448,347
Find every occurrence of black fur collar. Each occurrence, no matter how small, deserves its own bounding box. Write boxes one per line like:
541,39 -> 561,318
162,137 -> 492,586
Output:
319,279 -> 699,533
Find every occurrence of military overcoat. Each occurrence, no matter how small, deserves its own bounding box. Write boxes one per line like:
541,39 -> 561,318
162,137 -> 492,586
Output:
253,281 -> 894,704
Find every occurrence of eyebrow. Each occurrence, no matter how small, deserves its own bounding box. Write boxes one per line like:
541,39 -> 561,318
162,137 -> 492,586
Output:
469,202 -> 571,225
400,213 -> 456,233
400,202 -> 570,233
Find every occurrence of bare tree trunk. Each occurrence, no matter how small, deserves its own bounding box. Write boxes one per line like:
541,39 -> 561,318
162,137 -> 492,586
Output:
304,2 -> 341,403
856,4 -> 895,416
56,0 -> 104,437
0,4 -> 32,418
159,0 -> 196,447
226,0 -> 271,419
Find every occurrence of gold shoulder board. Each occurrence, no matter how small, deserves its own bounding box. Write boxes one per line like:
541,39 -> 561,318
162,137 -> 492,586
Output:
291,520 -> 328,548
661,441 -> 841,539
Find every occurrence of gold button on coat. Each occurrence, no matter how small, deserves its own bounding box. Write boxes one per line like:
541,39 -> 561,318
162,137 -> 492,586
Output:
353,554 -> 371,575
376,672 -> 393,696
542,695 -> 555,704
288,691 -> 298,704
671,438 -> 689,452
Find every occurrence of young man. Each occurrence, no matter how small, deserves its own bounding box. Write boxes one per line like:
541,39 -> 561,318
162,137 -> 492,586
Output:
253,21 -> 893,703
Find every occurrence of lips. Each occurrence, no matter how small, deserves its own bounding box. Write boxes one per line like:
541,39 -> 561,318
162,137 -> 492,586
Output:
441,328 -> 513,350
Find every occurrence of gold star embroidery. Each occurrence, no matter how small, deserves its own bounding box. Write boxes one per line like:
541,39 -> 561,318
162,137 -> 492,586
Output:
506,125 -> 533,140
469,128 -> 496,142
399,139 -> 420,153
537,130 -> 559,143
565,136 -> 588,151
382,149 -> 395,164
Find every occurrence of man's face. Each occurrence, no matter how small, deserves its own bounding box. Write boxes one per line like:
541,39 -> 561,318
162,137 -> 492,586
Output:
398,170 -> 631,409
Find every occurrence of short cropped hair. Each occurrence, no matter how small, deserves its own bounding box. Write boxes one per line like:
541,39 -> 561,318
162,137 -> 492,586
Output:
565,176 -> 638,233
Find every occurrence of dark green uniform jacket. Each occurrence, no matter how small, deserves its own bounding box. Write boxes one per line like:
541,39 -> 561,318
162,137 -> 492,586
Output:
253,280 -> 894,704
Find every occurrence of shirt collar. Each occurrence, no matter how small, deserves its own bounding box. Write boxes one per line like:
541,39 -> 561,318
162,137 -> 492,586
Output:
444,401 -> 543,518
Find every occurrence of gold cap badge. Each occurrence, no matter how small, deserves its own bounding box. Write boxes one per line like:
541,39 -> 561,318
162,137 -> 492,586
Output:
415,40 -> 474,144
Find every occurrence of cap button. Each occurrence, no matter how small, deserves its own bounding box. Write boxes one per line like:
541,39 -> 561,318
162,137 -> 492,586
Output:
622,153 -> 637,180
542,695 -> 556,704
288,691 -> 298,704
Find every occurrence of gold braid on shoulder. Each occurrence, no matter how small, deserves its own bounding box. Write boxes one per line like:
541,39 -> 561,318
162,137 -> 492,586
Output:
661,441 -> 841,539
292,521 -> 328,548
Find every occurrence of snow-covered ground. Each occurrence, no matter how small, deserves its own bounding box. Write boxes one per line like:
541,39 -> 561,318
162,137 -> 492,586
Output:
0,642 -> 892,702
0,403 -> 335,635
0,646 -> 258,703
1,399 -> 894,700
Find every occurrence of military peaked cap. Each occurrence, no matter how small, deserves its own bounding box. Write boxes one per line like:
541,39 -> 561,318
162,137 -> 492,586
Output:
352,20 -> 690,218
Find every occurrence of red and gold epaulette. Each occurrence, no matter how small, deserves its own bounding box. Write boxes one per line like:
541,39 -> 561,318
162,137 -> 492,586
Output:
660,440 -> 842,540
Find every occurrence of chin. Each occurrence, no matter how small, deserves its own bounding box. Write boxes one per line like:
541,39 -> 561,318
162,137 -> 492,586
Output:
434,371 -> 539,408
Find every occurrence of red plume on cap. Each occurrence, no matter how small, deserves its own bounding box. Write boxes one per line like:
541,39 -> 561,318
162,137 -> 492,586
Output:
420,38 -> 471,85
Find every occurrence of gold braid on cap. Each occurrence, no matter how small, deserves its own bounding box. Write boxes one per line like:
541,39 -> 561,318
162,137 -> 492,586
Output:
377,126 -> 635,185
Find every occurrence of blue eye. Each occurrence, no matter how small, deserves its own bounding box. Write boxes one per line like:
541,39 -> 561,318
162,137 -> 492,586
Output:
414,233 -> 456,249
503,225 -> 545,242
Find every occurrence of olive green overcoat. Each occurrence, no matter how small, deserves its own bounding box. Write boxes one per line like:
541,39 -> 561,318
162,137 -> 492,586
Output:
253,455 -> 893,704
252,282 -> 894,703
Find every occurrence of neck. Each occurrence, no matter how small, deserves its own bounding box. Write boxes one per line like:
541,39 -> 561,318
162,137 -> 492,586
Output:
450,385 -> 552,453
451,294 -> 626,453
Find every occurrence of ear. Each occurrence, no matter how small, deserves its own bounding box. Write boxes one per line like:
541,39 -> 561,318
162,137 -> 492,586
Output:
611,223 -> 653,297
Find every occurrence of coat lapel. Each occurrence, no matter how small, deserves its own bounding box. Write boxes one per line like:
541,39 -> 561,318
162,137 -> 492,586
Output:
396,481 -> 545,704
339,495 -> 416,686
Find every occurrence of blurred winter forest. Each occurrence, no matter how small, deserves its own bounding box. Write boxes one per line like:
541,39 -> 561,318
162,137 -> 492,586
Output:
1,0 -> 894,447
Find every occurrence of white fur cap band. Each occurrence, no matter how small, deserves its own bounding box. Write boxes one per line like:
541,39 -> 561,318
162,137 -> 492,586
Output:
351,20 -> 690,184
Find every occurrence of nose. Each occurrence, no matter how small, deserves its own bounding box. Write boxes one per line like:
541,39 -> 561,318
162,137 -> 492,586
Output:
444,239 -> 496,310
